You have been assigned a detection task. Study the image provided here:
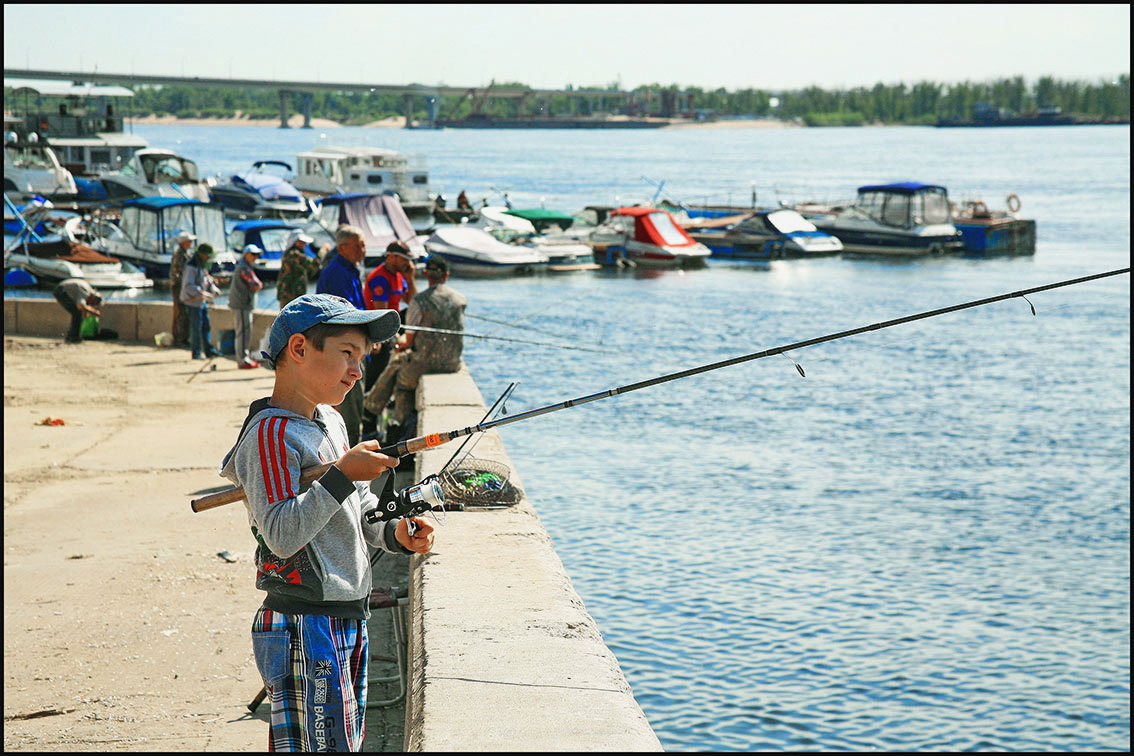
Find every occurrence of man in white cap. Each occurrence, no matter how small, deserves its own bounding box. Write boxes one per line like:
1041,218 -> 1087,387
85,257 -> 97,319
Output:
230,243 -> 265,368
277,229 -> 321,309
170,230 -> 197,347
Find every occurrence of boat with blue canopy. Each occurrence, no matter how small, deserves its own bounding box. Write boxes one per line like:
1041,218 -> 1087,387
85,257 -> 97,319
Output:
73,196 -> 233,282
228,218 -> 314,279
799,182 -> 965,256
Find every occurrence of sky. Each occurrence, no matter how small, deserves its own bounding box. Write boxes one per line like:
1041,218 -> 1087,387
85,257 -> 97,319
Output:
3,4 -> 1130,92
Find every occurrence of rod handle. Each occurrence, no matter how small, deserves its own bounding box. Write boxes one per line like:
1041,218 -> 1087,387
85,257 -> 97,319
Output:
190,462 -> 335,512
190,436 -> 451,513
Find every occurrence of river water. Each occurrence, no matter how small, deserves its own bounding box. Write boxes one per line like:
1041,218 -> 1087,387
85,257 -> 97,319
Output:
16,123 -> 1132,751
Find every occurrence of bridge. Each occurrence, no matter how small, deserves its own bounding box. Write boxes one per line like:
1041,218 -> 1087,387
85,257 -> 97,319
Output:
3,68 -> 672,128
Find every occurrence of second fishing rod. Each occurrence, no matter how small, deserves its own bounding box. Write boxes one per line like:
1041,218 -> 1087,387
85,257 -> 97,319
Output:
376,267 -> 1131,457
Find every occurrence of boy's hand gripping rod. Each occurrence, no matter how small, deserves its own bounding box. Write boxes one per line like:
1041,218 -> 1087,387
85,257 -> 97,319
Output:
191,268 -> 1129,514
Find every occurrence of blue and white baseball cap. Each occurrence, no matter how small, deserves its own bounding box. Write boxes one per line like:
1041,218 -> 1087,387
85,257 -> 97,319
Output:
260,294 -> 401,369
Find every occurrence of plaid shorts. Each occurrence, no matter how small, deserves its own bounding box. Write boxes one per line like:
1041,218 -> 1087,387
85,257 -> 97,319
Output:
251,606 -> 369,752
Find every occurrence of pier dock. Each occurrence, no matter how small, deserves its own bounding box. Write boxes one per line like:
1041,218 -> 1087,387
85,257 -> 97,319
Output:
3,297 -> 660,751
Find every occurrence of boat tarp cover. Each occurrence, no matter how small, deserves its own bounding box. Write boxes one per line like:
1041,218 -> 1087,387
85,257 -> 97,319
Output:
23,239 -> 119,263
613,207 -> 698,247
427,227 -> 546,264
233,171 -> 303,202
333,194 -> 416,248
857,182 -> 947,194
504,208 -> 577,230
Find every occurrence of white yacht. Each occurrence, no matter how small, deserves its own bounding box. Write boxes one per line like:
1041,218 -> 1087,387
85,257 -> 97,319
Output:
97,148 -> 211,203
3,134 -> 77,201
293,146 -> 433,229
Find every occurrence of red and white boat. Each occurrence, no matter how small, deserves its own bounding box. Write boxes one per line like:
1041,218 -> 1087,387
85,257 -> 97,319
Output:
589,206 -> 711,267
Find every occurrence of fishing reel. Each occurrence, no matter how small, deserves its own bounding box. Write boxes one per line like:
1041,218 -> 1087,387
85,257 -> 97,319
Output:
364,473 -> 445,525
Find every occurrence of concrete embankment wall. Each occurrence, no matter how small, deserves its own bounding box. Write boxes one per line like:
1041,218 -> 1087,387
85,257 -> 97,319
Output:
3,296 -> 662,751
2,296 -> 276,344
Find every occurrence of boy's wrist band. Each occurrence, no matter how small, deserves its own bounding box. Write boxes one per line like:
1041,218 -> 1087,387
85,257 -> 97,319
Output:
319,465 -> 355,503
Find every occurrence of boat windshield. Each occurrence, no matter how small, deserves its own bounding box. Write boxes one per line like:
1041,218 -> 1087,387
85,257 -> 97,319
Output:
192,206 -> 226,252
647,212 -> 690,246
254,227 -> 296,253
919,189 -> 951,224
856,190 -> 910,228
363,211 -> 395,240
7,145 -> 53,169
141,155 -> 199,184
765,210 -> 817,234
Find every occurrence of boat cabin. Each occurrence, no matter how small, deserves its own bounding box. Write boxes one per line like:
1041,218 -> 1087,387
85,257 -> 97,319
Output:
7,82 -> 148,175
119,197 -> 226,259
3,135 -> 77,198
851,183 -> 954,229
100,148 -> 208,202
294,146 -> 430,205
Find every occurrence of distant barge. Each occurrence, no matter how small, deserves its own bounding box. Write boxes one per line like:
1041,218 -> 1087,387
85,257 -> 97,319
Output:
937,108 -> 1128,128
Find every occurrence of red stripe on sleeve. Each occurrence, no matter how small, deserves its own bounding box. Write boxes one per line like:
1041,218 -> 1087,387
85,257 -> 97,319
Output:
276,418 -> 294,498
258,418 -> 275,502
263,417 -> 284,502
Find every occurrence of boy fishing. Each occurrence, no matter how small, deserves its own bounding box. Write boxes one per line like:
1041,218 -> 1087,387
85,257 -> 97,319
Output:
218,293 -> 435,751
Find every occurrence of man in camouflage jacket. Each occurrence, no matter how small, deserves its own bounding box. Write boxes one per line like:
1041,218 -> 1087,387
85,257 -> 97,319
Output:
276,231 -> 322,308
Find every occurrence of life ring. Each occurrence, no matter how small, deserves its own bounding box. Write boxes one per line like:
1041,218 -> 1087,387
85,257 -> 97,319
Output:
1006,193 -> 1022,214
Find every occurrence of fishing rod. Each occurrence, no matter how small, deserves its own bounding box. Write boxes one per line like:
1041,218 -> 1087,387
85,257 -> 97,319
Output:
375,267 -> 1129,457
191,268 -> 1128,518
400,323 -> 610,353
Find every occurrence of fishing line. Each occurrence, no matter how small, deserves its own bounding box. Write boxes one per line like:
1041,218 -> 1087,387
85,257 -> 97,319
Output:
402,323 -> 611,353
465,313 -> 565,339
483,300 -> 561,337
375,269 -> 1129,459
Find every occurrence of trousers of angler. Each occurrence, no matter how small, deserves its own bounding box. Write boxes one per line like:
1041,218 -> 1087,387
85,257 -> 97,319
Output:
191,267 -> 1129,513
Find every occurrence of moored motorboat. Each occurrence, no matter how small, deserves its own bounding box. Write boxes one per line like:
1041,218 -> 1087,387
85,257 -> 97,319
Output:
5,237 -> 153,289
293,146 -> 434,231
424,226 -> 548,276
796,183 -> 964,256
950,193 -> 1036,255
96,148 -> 211,203
73,196 -> 233,283
209,161 -> 310,219
688,208 -> 844,259
470,206 -> 598,272
4,134 -> 78,201
589,206 -> 711,267
228,219 -> 313,280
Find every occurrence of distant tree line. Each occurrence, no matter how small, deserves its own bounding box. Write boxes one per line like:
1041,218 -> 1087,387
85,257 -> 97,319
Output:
10,75 -> 1127,125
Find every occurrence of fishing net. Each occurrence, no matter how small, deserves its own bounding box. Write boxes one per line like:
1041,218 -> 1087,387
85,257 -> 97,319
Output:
439,457 -> 524,509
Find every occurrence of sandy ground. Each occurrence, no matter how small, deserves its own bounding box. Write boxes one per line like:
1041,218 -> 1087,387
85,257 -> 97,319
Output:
3,335 -> 407,751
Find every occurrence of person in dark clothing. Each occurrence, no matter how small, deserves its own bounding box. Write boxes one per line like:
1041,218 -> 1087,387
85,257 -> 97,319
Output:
53,278 -> 102,343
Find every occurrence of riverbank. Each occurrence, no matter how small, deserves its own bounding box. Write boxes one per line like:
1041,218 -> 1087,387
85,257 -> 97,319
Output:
128,114 -> 800,129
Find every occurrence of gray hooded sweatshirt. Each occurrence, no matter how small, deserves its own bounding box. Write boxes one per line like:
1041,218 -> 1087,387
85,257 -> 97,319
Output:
219,398 -> 408,619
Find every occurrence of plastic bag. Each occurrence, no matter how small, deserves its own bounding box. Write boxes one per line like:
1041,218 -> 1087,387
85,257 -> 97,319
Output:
79,315 -> 100,339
